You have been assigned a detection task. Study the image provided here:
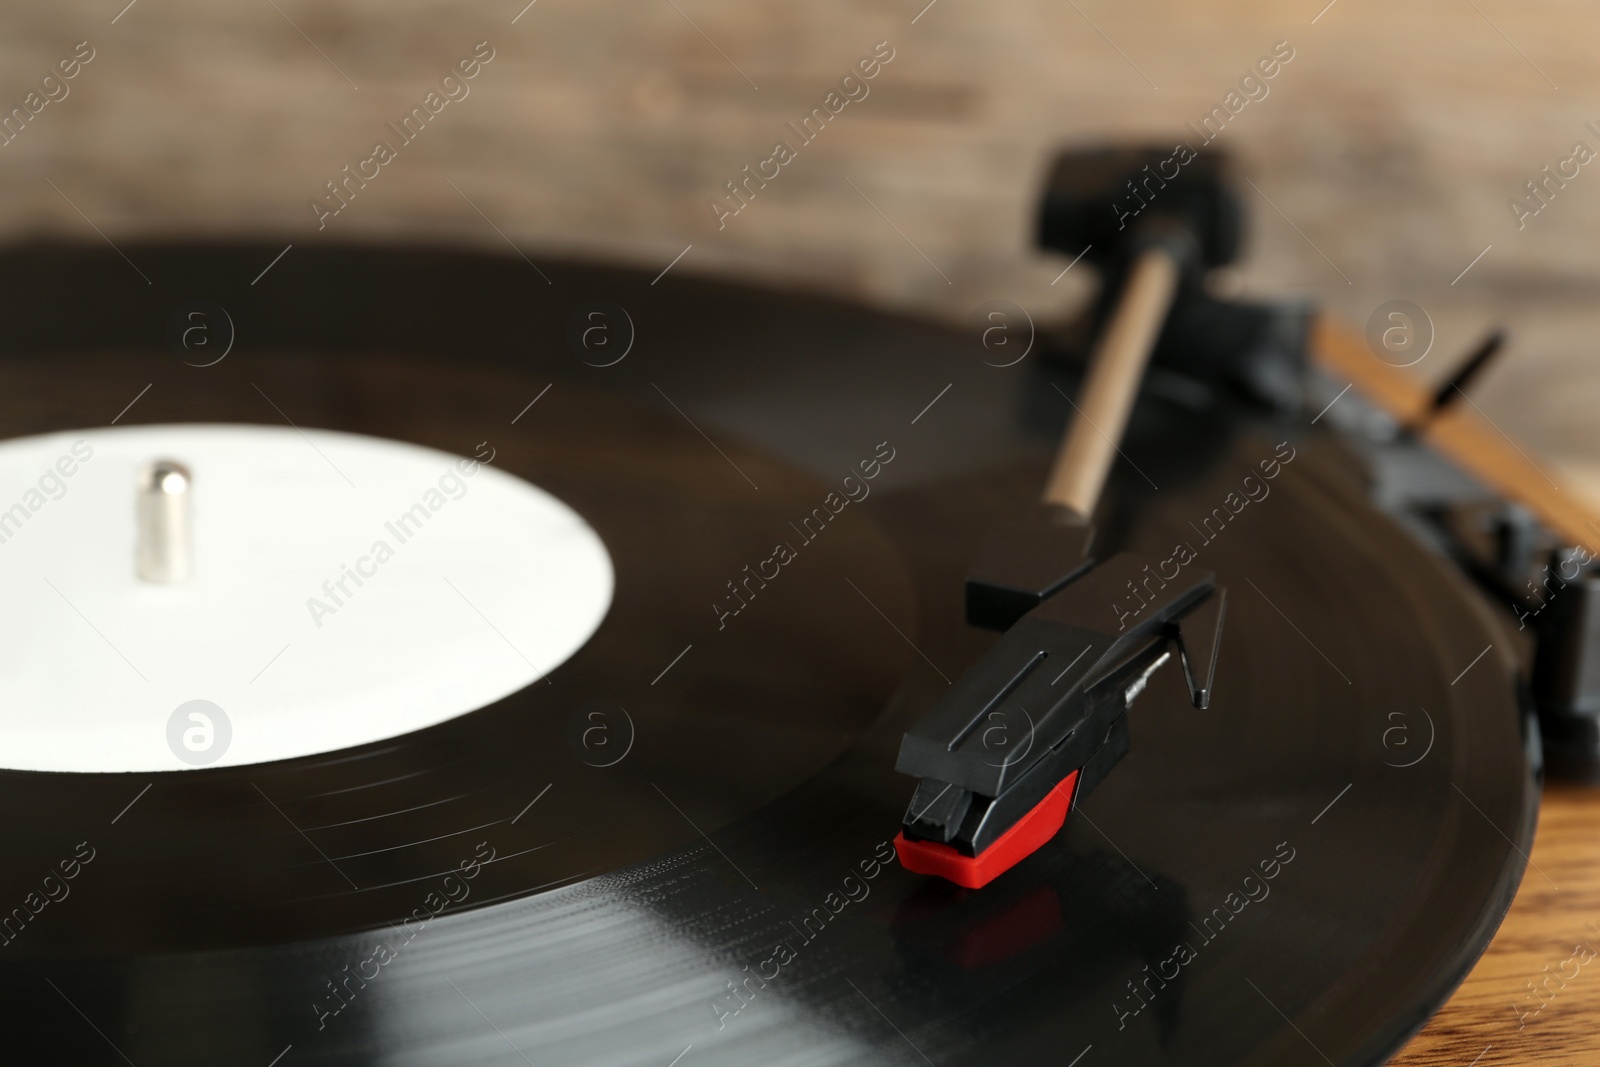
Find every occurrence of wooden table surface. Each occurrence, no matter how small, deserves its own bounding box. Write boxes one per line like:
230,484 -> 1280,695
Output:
1392,784 -> 1600,1066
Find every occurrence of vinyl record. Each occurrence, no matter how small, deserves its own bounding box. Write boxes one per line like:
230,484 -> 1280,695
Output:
0,243 -> 1535,1066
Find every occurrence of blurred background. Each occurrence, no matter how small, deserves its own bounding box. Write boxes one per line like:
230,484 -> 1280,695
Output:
1,0 -> 1596,495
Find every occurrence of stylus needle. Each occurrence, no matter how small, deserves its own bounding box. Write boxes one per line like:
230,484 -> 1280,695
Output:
892,553 -> 1224,889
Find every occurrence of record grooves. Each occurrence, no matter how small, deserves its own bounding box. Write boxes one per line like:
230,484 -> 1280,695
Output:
0,352 -> 915,953
0,243 -> 1536,1067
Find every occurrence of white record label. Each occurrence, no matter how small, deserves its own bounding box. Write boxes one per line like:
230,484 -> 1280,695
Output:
0,425 -> 613,772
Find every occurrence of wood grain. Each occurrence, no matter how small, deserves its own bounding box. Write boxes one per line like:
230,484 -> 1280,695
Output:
1391,784 -> 1600,1066
4,1 -> 1600,501
1313,319 -> 1600,1064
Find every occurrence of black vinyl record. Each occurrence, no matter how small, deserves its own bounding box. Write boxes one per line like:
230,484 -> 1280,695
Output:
0,243 -> 1535,1066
